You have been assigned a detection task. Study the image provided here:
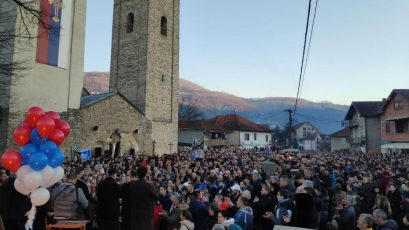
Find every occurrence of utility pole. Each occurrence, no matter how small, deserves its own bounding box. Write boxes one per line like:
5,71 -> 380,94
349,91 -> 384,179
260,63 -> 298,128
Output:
284,109 -> 293,148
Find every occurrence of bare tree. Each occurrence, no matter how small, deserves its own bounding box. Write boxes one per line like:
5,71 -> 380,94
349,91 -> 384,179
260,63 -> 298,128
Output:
179,101 -> 204,121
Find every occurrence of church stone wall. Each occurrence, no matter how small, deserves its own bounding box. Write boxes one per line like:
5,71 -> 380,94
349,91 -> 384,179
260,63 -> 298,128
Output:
109,0 -> 179,155
66,95 -> 154,157
146,0 -> 179,155
110,0 -> 149,113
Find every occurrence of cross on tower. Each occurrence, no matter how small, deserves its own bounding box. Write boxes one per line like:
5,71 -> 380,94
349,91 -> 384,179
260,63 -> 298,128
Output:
49,0 -> 65,22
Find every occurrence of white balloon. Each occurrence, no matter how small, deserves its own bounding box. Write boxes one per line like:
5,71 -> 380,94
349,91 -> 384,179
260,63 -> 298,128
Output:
16,165 -> 32,181
30,188 -> 50,206
23,171 -> 43,192
40,166 -> 54,187
14,179 -> 30,195
47,166 -> 65,187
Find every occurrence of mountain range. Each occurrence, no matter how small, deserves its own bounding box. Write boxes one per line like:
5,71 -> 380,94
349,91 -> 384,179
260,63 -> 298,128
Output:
84,72 -> 349,134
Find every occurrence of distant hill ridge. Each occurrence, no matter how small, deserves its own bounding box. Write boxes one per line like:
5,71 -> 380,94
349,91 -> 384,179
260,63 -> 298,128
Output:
83,72 -> 348,134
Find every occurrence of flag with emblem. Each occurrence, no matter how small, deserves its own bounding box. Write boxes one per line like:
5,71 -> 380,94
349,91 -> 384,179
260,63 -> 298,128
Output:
36,0 -> 73,69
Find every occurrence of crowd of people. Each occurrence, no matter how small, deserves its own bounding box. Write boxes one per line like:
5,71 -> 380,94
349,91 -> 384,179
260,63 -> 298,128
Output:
1,148 -> 409,230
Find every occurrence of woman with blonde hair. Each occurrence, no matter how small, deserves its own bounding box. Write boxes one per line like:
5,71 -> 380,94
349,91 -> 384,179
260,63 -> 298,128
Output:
373,195 -> 392,218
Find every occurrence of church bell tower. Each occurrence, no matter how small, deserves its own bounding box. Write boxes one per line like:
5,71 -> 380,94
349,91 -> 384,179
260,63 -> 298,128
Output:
109,0 -> 179,155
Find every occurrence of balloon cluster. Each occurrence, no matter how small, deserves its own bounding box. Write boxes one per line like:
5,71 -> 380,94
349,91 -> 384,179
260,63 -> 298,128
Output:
1,106 -> 71,207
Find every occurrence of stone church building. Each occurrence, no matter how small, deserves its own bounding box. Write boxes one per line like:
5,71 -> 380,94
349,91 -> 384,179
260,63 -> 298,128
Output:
0,0 -> 179,157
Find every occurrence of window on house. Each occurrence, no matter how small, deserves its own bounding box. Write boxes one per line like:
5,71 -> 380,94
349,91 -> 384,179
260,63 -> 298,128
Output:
254,133 -> 257,140
394,96 -> 404,110
395,119 -> 409,133
244,133 -> 249,141
127,13 -> 134,33
385,121 -> 391,133
161,16 -> 167,36
265,135 -> 269,142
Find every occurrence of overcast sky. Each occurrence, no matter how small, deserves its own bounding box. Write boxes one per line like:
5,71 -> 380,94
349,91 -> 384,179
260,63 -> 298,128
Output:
84,0 -> 409,105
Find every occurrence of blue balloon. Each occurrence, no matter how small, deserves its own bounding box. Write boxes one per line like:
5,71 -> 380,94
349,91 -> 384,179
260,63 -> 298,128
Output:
20,144 -> 38,163
29,151 -> 48,171
39,141 -> 58,158
48,149 -> 65,168
30,129 -> 47,147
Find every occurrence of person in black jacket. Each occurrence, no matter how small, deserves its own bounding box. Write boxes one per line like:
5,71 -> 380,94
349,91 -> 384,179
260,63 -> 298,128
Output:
127,166 -> 159,230
386,183 -> 403,226
75,167 -> 93,204
0,177 -> 31,230
292,192 -> 319,229
97,168 -> 120,230
121,169 -> 137,230
253,186 -> 275,230
159,186 -> 172,213
205,203 -> 219,230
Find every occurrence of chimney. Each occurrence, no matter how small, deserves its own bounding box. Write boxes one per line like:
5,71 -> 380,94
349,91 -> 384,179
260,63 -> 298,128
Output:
382,98 -> 386,102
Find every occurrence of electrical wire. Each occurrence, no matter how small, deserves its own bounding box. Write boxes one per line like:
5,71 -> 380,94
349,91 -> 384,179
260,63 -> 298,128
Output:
299,0 -> 319,100
294,0 -> 313,116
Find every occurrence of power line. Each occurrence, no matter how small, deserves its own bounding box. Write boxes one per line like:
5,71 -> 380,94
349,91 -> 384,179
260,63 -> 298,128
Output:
299,0 -> 319,99
294,0 -> 313,116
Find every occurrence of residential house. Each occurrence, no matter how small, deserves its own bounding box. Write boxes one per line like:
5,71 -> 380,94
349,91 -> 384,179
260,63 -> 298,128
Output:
302,132 -> 322,151
207,114 -> 272,149
330,127 -> 350,152
178,120 -> 229,148
178,114 -> 272,149
293,122 -> 319,149
344,101 -> 383,153
379,89 -> 409,154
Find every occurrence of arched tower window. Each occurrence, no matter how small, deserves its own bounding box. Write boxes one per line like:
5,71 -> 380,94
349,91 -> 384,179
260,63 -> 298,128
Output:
161,16 -> 167,36
127,13 -> 134,33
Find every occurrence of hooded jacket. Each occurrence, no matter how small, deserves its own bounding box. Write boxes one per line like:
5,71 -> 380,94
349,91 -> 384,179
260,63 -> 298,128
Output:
271,198 -> 291,225
234,206 -> 254,230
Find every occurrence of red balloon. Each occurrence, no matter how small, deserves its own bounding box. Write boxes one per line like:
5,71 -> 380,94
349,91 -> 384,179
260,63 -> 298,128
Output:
56,120 -> 71,137
20,120 -> 32,128
13,126 -> 31,146
36,116 -> 55,138
45,111 -> 61,122
26,107 -> 45,127
1,150 -> 22,173
48,129 -> 65,145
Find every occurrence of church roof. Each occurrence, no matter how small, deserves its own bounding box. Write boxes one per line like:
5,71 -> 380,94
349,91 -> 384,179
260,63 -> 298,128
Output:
80,91 -> 145,115
80,92 -> 117,107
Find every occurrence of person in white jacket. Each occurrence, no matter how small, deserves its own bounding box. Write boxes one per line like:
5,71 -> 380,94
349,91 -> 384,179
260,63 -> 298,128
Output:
180,209 -> 195,230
